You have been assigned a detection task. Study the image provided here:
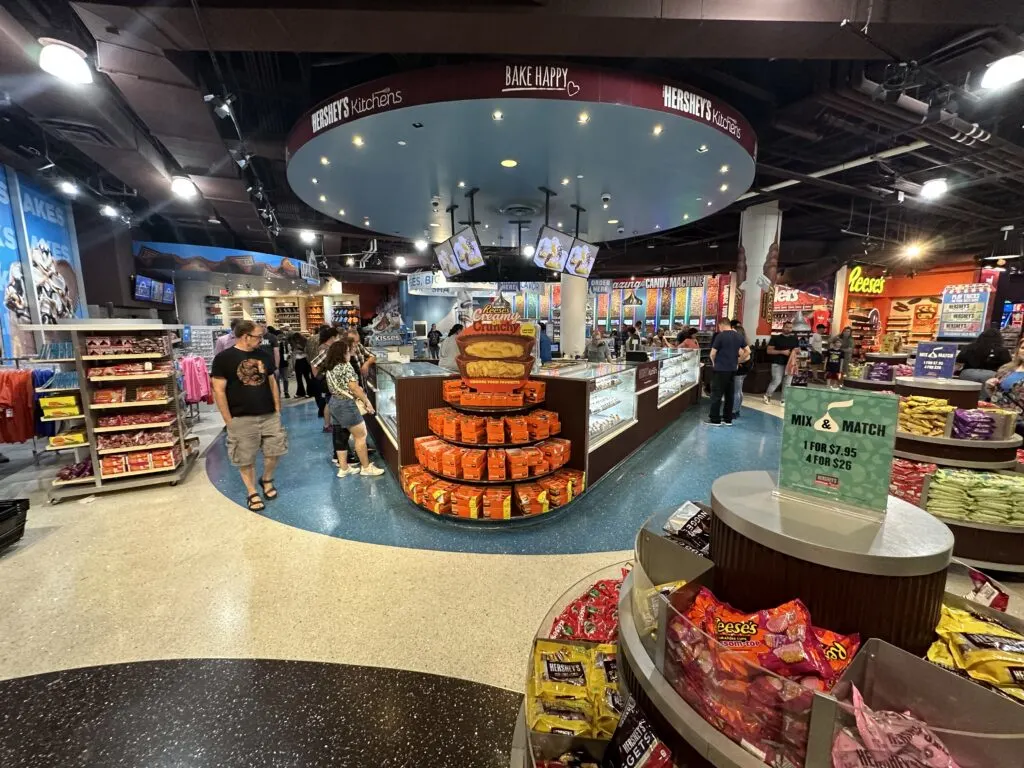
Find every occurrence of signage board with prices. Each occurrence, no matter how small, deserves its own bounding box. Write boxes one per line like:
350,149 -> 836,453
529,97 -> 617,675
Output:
938,283 -> 991,338
778,387 -> 898,514
913,342 -> 958,379
635,360 -> 659,391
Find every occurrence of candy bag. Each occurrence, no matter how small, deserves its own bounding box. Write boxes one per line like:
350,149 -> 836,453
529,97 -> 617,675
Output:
814,626 -> 861,680
601,697 -> 672,768
534,640 -> 592,699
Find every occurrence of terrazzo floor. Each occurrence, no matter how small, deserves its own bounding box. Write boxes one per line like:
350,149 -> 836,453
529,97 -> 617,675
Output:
206,398 -> 783,554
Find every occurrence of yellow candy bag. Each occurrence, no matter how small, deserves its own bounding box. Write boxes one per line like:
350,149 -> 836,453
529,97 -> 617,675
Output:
936,605 -> 1024,689
591,643 -> 623,738
533,639 -> 592,699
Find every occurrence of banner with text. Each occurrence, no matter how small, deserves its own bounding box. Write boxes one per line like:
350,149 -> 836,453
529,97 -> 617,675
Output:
938,283 -> 991,339
914,342 -> 958,379
778,387 -> 898,514
0,171 -> 28,357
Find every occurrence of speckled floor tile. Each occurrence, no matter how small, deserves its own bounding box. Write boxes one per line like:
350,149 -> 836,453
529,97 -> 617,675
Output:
0,658 -> 520,768
206,399 -> 784,554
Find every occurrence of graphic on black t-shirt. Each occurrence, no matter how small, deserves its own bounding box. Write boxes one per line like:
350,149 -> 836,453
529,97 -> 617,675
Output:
237,357 -> 268,386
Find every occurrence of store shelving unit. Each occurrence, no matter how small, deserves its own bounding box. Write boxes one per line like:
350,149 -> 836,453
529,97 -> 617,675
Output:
847,302 -> 880,354
203,295 -> 224,327
306,298 -> 325,329
33,323 -> 197,503
272,298 -> 302,330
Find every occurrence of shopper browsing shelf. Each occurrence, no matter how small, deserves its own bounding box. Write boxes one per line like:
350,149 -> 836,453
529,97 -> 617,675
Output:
763,320 -> 799,405
323,339 -> 384,477
585,329 -> 612,362
211,320 -> 288,511
707,317 -> 750,426
438,324 -> 463,371
426,323 -> 442,361
310,326 -> 339,432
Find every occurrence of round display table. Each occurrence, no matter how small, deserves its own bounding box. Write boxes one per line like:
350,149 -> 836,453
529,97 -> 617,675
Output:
709,471 -> 954,655
866,352 -> 909,365
894,430 -> 1021,470
844,377 -> 894,392
895,375 -> 981,409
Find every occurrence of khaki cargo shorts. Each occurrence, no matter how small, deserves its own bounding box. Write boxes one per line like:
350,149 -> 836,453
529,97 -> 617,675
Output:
226,413 -> 288,467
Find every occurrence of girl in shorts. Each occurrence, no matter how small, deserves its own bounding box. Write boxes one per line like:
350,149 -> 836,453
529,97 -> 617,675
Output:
323,339 -> 385,478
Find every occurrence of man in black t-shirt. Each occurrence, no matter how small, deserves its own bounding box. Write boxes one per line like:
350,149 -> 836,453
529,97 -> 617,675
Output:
764,320 -> 799,406
427,324 -> 442,361
212,320 -> 288,511
707,317 -> 750,426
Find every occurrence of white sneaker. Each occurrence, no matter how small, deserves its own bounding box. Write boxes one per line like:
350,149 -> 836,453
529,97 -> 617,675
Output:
780,400 -> 786,406
336,466 -> 359,477
360,465 -> 385,477
762,395 -> 770,404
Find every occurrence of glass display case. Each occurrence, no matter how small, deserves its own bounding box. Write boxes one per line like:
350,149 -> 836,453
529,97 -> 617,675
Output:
656,349 -> 700,406
587,365 -> 637,450
373,366 -> 399,438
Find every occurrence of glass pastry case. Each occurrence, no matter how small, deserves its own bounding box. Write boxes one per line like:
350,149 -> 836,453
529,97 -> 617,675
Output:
588,365 -> 637,450
654,349 -> 700,406
373,365 -> 399,438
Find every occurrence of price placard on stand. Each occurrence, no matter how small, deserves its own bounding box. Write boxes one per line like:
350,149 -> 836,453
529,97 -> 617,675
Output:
778,387 -> 898,514
937,283 -> 991,338
913,342 -> 957,378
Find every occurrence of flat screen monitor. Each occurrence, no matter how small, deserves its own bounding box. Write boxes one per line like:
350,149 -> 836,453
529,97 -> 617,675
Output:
150,280 -> 164,304
133,275 -> 153,301
161,282 -> 175,305
450,227 -> 484,273
533,226 -> 572,272
565,238 -> 598,278
434,240 -> 460,278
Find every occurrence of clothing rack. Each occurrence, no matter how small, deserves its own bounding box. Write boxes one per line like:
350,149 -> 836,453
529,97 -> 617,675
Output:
0,356 -> 57,464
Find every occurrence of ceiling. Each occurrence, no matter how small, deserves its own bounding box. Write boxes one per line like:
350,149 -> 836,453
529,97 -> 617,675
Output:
0,0 -> 1022,284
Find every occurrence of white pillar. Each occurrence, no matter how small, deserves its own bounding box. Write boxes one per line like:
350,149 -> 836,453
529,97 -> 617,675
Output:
738,201 -> 782,339
560,274 -> 587,358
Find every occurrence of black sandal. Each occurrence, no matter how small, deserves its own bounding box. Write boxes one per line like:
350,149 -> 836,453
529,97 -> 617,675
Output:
247,493 -> 265,511
260,478 -> 279,500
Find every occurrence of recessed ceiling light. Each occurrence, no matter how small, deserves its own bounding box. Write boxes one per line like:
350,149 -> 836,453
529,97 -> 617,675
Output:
58,180 -> 78,196
352,135 -> 364,147
603,203 -> 608,209
683,214 -> 690,221
655,224 -> 660,229
318,194 -> 327,202
501,159 -> 518,168
100,204 -> 118,218
207,215 -> 219,224
38,39 -> 92,85
346,256 -> 355,266
707,201 -> 713,207
397,140 -> 407,146
920,178 -> 949,200
577,111 -> 590,124
697,144 -> 709,153
607,219 -> 619,224
484,224 -> 489,229
695,197 -> 702,201
719,164 -> 730,174
396,255 -> 407,266
363,218 -> 370,226
429,222 -> 439,228
338,209 -> 346,216
170,176 -> 197,200
652,124 -> 663,136
492,110 -> 503,121
320,156 -> 330,166
311,177 -> 318,184
577,174 -> 584,179
413,240 -> 427,252
556,222 -> 563,228
491,241 -> 496,246
299,230 -> 315,244
719,184 -> 729,192
458,181 -> 465,188
522,244 -> 536,258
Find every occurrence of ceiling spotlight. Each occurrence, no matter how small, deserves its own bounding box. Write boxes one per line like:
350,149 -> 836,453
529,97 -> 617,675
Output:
38,39 -> 92,85
397,140 -> 407,146
697,144 -> 709,153
720,165 -> 730,174
320,156 -> 330,166
607,219 -> 619,224
363,218 -> 370,226
352,135 -> 364,147
318,194 -> 327,202
395,269 -> 401,275
207,215 -> 220,224
501,159 -> 518,168
561,178 -> 570,186
170,176 -> 198,200
338,209 -> 346,216
396,255 -> 407,266
603,203 -> 609,209
212,96 -> 234,120
429,222 -> 439,228
58,180 -> 78,196
100,204 -> 118,218
707,201 -> 713,207
299,230 -> 316,244
413,239 -> 428,251
523,244 -> 536,258
652,124 -> 663,136
981,54 -> 1024,90
655,224 -> 661,229
492,110 -> 504,121
577,112 -> 590,125
920,178 -> 949,200
556,222 -> 563,228
311,177 -> 319,184
346,256 -> 355,266
904,243 -> 924,258
577,174 -> 584,179
719,183 -> 729,192
458,181 -> 466,188
683,213 -> 690,221
484,224 -> 489,229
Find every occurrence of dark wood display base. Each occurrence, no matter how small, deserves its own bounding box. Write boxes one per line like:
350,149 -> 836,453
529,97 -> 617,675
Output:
932,516 -> 1024,573
866,353 -> 909,364
895,378 -> 980,409
844,377 -> 894,391
710,513 -> 947,655
894,435 -> 1020,465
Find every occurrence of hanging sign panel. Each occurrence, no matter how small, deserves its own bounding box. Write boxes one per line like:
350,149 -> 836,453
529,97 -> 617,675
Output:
778,387 -> 898,514
938,283 -> 991,338
0,172 -> 29,357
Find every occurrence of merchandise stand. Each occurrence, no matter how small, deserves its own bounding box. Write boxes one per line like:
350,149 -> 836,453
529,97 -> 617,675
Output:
895,375 -> 981,409
865,351 -> 910,365
32,323 -> 198,503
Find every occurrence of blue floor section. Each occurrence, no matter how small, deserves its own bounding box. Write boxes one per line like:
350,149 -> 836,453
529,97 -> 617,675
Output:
206,400 -> 782,555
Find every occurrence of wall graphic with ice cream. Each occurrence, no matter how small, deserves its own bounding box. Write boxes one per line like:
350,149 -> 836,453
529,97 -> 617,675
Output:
16,175 -> 87,324
0,171 -> 31,358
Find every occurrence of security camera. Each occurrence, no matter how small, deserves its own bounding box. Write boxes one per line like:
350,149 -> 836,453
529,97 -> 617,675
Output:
616,226 -> 625,235
601,193 -> 611,204
431,195 -> 441,212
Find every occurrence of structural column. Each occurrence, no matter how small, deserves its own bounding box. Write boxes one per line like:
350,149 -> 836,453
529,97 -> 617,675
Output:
560,274 -> 587,357
737,201 -> 782,339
